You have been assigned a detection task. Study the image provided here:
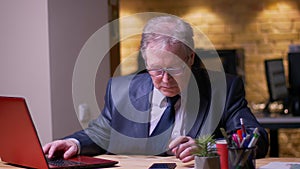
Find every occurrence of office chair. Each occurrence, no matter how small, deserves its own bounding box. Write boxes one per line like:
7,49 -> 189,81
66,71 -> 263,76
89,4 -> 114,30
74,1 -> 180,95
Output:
288,53 -> 300,116
264,59 -> 289,114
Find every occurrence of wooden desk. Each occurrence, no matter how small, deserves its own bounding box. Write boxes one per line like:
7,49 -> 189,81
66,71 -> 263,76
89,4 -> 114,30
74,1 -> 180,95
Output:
97,155 -> 194,169
256,157 -> 300,168
1,155 -> 300,169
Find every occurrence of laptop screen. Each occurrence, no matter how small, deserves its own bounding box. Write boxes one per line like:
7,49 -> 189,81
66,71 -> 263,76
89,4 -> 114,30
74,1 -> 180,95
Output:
0,96 -> 49,168
0,96 -> 118,169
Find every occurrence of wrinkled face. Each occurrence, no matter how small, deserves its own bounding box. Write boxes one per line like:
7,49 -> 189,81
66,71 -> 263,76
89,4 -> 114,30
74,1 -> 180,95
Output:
145,43 -> 194,97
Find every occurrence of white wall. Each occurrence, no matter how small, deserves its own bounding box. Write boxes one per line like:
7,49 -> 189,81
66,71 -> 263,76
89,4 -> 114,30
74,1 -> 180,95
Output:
0,0 -> 52,145
0,0 -> 110,144
48,0 -> 110,140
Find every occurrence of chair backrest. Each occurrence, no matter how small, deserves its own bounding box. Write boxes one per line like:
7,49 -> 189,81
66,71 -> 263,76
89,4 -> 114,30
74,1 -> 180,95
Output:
288,52 -> 300,94
287,53 -> 300,115
264,59 -> 289,102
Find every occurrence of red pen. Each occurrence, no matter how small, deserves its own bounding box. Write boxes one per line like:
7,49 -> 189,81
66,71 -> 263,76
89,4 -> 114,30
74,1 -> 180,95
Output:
237,129 -> 243,141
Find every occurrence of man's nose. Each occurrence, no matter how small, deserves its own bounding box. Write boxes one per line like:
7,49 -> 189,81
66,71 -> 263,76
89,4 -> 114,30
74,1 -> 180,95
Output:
162,71 -> 171,82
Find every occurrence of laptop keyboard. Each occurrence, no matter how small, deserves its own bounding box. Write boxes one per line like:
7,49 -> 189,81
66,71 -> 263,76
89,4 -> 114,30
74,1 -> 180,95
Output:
47,157 -> 84,167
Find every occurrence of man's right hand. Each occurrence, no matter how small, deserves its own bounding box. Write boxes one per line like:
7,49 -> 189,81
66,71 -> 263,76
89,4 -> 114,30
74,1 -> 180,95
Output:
42,139 -> 79,159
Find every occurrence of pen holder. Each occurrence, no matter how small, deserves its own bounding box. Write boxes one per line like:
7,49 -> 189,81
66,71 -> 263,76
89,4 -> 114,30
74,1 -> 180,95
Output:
228,146 -> 256,169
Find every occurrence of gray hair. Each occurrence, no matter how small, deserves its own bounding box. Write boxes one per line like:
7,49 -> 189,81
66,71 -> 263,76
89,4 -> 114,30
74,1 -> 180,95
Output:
140,16 -> 194,61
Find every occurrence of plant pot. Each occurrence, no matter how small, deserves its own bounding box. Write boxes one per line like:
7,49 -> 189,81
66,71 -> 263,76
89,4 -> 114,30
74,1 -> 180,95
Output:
195,156 -> 220,169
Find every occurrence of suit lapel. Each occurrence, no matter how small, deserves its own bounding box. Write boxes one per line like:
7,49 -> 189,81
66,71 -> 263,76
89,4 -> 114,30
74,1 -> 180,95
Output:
110,73 -> 153,138
186,69 -> 211,138
128,73 -> 153,137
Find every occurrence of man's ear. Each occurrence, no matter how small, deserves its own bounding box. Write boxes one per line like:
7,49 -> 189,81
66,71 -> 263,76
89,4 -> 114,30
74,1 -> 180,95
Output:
188,52 -> 195,66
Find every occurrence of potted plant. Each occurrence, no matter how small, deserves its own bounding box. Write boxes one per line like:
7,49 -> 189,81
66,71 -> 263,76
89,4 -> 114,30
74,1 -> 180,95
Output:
193,134 -> 220,169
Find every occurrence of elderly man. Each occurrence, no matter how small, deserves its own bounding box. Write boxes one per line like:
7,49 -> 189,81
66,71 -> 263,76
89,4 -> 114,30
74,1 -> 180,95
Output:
43,15 -> 269,163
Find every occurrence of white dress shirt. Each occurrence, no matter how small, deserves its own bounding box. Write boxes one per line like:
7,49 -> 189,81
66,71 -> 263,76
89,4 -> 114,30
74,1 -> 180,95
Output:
149,87 -> 187,141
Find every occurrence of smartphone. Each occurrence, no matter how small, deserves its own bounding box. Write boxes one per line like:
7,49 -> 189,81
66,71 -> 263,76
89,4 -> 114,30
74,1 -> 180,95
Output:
148,163 -> 177,169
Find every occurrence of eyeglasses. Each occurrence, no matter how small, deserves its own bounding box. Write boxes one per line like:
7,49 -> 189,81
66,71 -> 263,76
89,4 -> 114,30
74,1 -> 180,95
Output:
147,65 -> 186,77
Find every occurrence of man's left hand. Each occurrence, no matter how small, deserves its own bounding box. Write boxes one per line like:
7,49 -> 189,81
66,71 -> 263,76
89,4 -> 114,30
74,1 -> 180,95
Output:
169,136 -> 198,163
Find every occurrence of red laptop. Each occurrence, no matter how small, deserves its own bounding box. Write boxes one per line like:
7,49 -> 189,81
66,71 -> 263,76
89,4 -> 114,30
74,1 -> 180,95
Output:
0,96 -> 118,168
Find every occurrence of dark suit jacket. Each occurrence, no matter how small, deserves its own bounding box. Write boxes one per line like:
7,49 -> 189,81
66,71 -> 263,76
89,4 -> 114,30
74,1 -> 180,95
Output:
67,68 -> 269,158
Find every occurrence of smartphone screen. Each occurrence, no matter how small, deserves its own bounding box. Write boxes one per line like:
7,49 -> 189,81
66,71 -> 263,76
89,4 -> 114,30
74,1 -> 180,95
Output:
148,163 -> 177,169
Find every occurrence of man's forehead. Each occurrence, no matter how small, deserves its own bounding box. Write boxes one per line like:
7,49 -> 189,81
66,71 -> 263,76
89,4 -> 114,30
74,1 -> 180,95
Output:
145,53 -> 186,69
146,49 -> 184,61
146,43 -> 186,58
147,41 -> 184,51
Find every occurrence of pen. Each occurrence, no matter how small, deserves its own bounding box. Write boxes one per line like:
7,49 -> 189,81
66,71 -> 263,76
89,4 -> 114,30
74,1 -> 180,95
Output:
240,118 -> 247,138
240,134 -> 250,148
237,129 -> 243,141
247,128 -> 260,148
232,133 -> 240,148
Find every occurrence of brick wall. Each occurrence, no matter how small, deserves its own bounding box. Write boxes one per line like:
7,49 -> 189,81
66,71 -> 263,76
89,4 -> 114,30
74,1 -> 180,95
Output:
119,0 -> 300,157
120,0 -> 300,103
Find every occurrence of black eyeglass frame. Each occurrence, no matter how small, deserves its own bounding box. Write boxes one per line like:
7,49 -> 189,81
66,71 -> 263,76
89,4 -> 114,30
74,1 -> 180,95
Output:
147,65 -> 186,77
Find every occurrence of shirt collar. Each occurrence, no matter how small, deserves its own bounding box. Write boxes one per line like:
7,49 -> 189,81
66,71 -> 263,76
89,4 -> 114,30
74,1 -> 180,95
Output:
152,87 -> 166,108
152,87 -> 185,108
